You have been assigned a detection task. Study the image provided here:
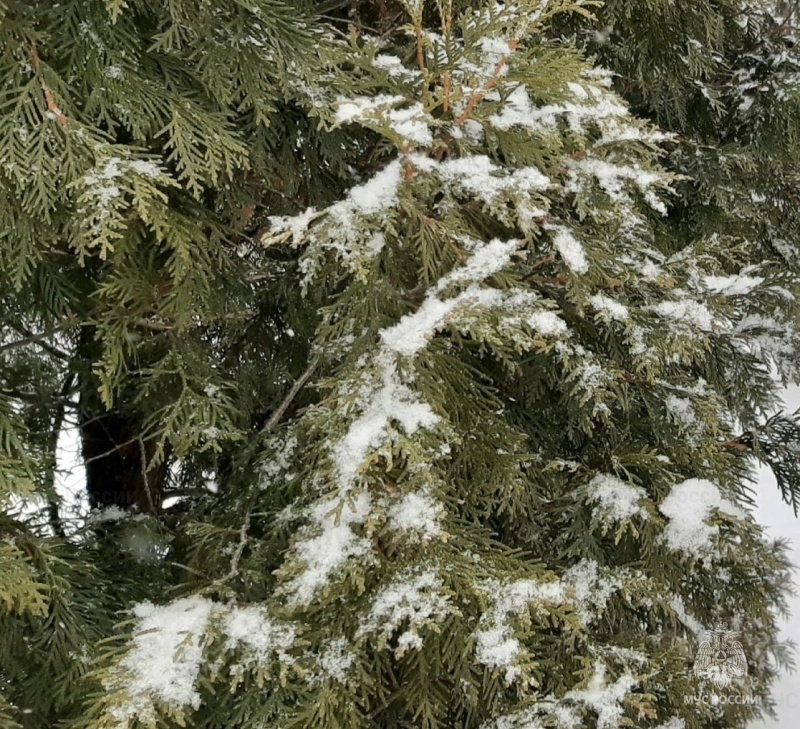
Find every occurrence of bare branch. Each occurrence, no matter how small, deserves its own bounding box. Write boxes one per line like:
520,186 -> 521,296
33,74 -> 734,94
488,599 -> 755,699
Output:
263,356 -> 319,433
214,513 -> 251,585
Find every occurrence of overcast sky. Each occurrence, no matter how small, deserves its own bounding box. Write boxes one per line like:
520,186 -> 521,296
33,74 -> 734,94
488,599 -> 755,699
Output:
750,385 -> 800,728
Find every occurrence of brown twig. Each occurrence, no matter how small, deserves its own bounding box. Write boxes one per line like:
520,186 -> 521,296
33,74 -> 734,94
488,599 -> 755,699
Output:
415,24 -> 427,76
525,275 -> 569,285
716,438 -> 751,452
447,239 -> 466,261
455,38 -> 519,126
30,43 -> 68,128
441,0 -> 453,112
529,253 -> 556,270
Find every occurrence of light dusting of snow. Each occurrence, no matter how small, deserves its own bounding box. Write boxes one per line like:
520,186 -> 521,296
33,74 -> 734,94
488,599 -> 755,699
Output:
438,237 -> 521,289
313,637 -> 356,684
335,93 -> 404,124
564,662 -> 637,729
655,718 -> 686,729
488,84 -> 627,133
476,656 -> 640,729
104,598 -> 304,723
259,434 -> 298,487
381,286 -> 501,357
438,155 -> 550,202
475,577 -> 566,684
266,161 -> 402,284
527,310 -> 568,335
381,238 -> 520,356
476,626 -> 523,683
564,560 -> 625,624
80,156 -> 164,222
348,161 -> 403,214
283,237 -> 542,603
664,394 -> 698,429
88,505 -> 128,523
651,299 -> 716,332
331,362 -> 439,487
462,119 -> 485,143
222,605 -> 295,663
567,158 -> 667,215
477,37 -> 512,78
387,103 -> 434,145
567,81 -> 589,100
266,207 -> 319,247
358,570 -> 451,656
335,95 -> 434,146
366,231 -> 386,255
372,54 -> 418,79
669,594 -> 706,637
388,489 -> 443,540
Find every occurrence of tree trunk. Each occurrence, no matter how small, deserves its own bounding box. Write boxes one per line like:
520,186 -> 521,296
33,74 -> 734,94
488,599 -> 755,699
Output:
76,327 -> 168,514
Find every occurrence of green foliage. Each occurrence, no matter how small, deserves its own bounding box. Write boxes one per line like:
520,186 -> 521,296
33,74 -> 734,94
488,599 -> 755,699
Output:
0,1 -> 799,729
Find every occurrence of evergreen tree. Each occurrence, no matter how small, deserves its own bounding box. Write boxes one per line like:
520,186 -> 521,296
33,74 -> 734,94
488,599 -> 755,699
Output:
0,1 -> 797,729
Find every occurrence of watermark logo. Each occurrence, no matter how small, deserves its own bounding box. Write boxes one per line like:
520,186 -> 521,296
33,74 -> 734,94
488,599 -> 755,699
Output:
693,621 -> 747,689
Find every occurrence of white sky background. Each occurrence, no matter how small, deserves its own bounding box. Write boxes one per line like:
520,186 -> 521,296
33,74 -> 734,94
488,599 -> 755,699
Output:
53,417 -> 90,535
750,385 -> 800,728
48,389 -> 800,723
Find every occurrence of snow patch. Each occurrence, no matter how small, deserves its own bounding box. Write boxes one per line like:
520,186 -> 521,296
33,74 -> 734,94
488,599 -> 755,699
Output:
358,570 -> 450,656
651,299 -> 716,332
565,662 -> 637,729
109,596 -> 214,720
349,161 -> 403,214
548,226 -> 589,274
388,489 -> 443,539
665,395 -> 698,429
659,479 -> 744,555
527,310 -> 568,335
222,605 -> 295,663
331,362 -> 439,487
586,474 -> 648,524
590,293 -> 629,321
475,577 -> 566,683
702,273 -> 764,296
381,238 -> 520,356
564,559 -> 625,624
314,637 -> 355,684
285,491 -> 374,606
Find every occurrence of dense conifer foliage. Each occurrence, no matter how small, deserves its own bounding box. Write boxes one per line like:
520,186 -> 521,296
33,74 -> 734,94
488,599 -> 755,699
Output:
1,1 -> 798,728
